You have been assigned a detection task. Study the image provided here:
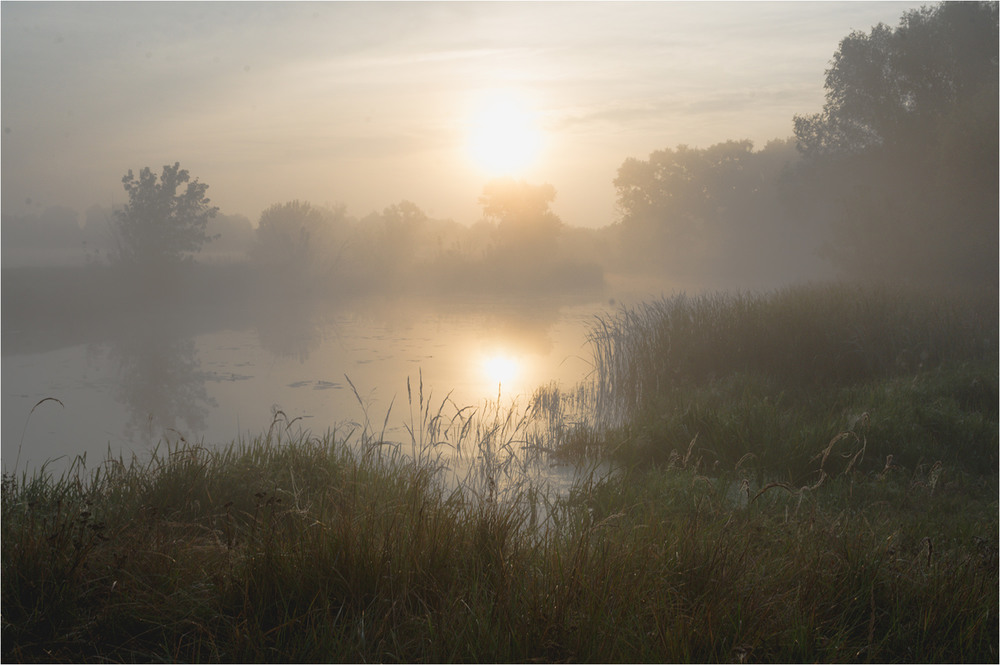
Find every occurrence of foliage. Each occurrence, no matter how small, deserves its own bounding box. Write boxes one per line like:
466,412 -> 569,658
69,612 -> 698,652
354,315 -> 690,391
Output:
353,200 -> 437,287
459,178 -> 604,291
479,178 -> 561,260
378,199 -> 429,267
792,1 -> 998,285
794,2 -> 998,157
586,283 -> 998,477
608,2 -> 997,288
251,200 -> 348,285
613,139 -> 808,283
111,163 -> 218,268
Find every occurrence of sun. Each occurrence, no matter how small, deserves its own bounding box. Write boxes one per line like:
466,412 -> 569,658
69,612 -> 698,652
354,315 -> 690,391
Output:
466,91 -> 543,176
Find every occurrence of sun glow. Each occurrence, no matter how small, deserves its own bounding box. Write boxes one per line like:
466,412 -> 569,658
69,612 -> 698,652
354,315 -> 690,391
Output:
481,351 -> 521,391
466,91 -> 543,176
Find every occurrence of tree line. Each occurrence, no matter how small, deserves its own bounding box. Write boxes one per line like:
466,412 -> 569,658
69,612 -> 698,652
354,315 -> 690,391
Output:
614,1 -> 997,287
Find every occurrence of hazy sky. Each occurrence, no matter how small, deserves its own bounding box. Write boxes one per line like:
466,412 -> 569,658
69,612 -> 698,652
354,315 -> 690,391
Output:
2,1 -> 926,229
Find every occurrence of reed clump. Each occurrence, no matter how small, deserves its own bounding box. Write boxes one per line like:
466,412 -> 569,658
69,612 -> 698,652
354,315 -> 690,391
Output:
586,283 -> 997,479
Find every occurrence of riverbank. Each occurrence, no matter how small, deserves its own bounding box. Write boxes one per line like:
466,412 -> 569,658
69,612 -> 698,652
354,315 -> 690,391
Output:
3,283 -> 997,662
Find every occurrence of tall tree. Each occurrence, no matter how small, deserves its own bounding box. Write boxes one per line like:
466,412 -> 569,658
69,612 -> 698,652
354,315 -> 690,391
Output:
251,200 -> 348,284
795,2 -> 998,158
614,140 -> 802,281
379,200 -> 428,266
478,178 -> 561,260
111,162 -> 218,268
793,1 -> 998,285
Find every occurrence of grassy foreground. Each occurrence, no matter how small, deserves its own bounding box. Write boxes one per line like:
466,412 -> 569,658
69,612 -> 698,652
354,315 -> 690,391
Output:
3,284 -> 997,662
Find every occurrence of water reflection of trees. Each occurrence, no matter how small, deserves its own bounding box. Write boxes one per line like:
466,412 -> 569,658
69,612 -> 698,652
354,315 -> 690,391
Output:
252,298 -> 342,363
108,314 -> 215,447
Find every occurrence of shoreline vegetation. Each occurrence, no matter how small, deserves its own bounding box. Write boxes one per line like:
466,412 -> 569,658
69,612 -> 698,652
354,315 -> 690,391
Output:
3,283 -> 998,662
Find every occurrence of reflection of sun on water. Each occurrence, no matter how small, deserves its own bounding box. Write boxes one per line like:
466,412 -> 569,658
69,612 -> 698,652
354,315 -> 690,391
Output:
481,352 -> 521,393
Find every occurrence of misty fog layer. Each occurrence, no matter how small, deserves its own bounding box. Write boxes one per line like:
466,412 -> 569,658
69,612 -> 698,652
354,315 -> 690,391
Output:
3,292 -> 606,472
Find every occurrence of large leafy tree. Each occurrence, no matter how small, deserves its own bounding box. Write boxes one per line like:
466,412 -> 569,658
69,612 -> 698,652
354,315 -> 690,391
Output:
478,178 -> 561,260
793,2 -> 998,284
795,2 -> 998,158
614,140 -> 802,280
112,162 -> 218,268
378,200 -> 428,268
251,200 -> 348,283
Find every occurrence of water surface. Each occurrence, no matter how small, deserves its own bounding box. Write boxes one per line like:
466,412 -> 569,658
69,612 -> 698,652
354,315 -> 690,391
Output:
3,294 -> 613,474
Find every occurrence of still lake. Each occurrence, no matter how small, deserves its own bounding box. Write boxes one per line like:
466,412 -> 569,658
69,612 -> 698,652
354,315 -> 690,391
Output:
3,293 -> 618,474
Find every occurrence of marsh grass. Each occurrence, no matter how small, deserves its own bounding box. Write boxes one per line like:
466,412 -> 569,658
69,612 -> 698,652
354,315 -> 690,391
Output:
587,283 -> 997,479
3,283 -> 997,662
5,430 -> 994,662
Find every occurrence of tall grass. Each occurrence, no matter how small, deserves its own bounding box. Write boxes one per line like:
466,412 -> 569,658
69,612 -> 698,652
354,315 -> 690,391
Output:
4,429 -> 995,662
586,283 -> 997,478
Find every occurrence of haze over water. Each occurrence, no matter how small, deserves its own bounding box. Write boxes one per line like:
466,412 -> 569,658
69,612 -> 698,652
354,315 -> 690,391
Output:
3,294 -> 612,472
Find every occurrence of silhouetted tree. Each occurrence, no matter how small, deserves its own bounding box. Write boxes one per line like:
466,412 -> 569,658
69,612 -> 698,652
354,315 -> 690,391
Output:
474,179 -> 606,291
795,2 -> 998,158
251,200 -> 348,286
614,140 -> 805,283
479,178 -> 561,260
111,162 -> 218,269
378,200 -> 427,268
793,1 -> 998,285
